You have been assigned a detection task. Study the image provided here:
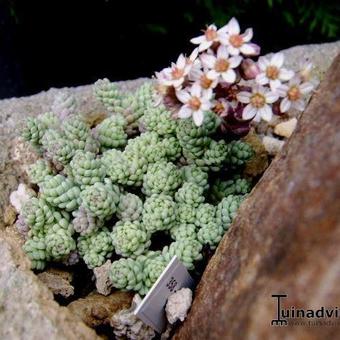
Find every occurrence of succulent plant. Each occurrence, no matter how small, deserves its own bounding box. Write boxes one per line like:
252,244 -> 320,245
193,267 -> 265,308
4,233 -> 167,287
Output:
37,112 -> 59,129
170,223 -> 197,241
182,165 -> 209,191
197,221 -> 224,249
197,139 -> 229,171
45,221 -> 76,260
227,140 -> 254,166
94,114 -> 127,150
142,194 -> 177,233
125,132 -> 166,164
117,193 -> 143,222
63,115 -> 90,146
22,117 -> 47,147
80,179 -> 120,220
78,227 -> 114,269
21,197 -> 55,236
41,129 -> 75,166
176,203 -> 197,224
109,258 -> 145,294
175,182 -> 204,207
141,105 -> 177,136
143,253 -> 169,290
143,161 -> 182,196
70,150 -> 106,188
163,239 -> 203,270
216,194 -> 244,230
195,203 -> 216,228
102,149 -> 130,185
161,135 -> 182,162
41,174 -> 80,211
112,221 -> 151,258
27,159 -> 54,185
210,176 -> 251,203
23,236 -> 49,270
72,205 -> 103,236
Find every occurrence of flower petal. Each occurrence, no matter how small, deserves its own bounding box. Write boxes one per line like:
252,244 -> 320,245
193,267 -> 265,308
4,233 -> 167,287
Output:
258,57 -> 269,71
176,90 -> 191,103
193,110 -> 204,126
259,105 -> 273,122
190,83 -> 201,97
190,35 -> 205,44
240,43 -> 260,56
269,79 -> 282,92
229,55 -> 242,68
200,53 -> 216,69
300,82 -> 314,94
241,28 -> 253,42
276,84 -> 289,97
198,40 -> 213,52
242,104 -> 257,120
280,98 -> 291,113
271,52 -> 284,68
227,17 -> 240,35
176,54 -> 186,69
217,45 -> 229,59
255,73 -> 269,85
207,69 -> 219,80
227,45 -> 240,56
237,91 -> 251,104
222,69 -> 236,83
265,91 -> 279,103
279,68 -> 294,81
202,88 -> 213,101
189,48 -> 199,62
293,99 -> 306,111
178,105 -> 192,118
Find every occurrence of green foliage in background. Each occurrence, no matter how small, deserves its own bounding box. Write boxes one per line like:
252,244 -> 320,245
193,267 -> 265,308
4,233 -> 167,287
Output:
154,0 -> 340,39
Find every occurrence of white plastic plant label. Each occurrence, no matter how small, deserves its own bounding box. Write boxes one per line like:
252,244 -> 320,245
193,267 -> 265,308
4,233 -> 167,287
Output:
134,255 -> 194,333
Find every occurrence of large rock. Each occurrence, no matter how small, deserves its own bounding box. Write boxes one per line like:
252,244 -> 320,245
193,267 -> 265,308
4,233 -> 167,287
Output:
0,230 -> 100,340
175,55 -> 340,339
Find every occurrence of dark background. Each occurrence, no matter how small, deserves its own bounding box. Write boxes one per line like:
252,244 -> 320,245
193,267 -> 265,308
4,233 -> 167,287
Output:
0,0 -> 339,99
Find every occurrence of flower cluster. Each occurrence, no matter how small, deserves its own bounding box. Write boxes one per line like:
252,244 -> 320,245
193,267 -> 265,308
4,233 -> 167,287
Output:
155,17 -> 316,130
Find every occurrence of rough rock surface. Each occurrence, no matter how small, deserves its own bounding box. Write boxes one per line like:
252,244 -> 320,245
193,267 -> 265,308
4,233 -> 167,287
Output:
38,268 -> 74,298
0,231 -> 100,340
175,55 -> 340,339
67,291 -> 133,328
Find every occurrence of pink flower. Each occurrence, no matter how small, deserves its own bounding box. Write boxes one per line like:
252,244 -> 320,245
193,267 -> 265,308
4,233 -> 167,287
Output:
223,17 -> 260,56
200,45 -> 242,83
277,78 -> 314,113
156,54 -> 191,88
190,24 -> 229,52
237,85 -> 278,122
255,52 -> 294,92
176,83 -> 213,126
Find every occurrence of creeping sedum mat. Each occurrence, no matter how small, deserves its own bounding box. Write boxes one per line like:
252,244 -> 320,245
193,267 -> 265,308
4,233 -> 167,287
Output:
19,17 -> 316,297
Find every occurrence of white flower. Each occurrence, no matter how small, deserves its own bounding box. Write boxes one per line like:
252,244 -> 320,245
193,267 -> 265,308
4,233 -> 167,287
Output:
223,17 -> 260,56
176,83 -> 213,126
190,68 -> 218,90
255,52 -> 294,92
277,78 -> 314,113
237,85 -> 278,122
186,48 -> 202,81
156,54 -> 191,88
200,45 -> 242,83
190,24 -> 228,52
